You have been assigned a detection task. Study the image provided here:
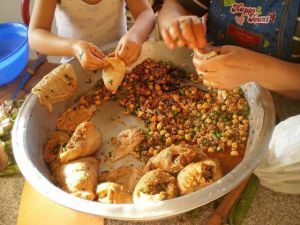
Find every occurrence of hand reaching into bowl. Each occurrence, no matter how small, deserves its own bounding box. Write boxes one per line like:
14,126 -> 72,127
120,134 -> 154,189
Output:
160,15 -> 207,50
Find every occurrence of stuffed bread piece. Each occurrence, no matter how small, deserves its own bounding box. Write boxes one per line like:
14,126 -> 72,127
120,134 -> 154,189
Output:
54,157 -> 99,200
32,63 -> 77,112
102,57 -> 126,94
59,121 -> 102,164
96,182 -> 132,204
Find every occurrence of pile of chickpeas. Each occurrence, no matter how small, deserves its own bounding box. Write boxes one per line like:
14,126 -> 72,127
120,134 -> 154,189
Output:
81,59 -> 250,159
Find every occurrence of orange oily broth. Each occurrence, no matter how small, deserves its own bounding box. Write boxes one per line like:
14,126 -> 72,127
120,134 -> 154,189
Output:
206,147 -> 246,174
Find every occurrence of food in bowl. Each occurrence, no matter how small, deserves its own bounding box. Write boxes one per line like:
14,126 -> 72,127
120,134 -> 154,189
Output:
102,56 -> 126,94
32,63 -> 77,112
41,59 -> 250,203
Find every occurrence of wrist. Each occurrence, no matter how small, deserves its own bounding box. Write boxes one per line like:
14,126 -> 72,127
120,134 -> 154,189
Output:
71,40 -> 85,58
125,30 -> 143,44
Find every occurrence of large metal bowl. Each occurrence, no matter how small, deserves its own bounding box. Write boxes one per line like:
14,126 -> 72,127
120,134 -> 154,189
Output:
12,41 -> 275,220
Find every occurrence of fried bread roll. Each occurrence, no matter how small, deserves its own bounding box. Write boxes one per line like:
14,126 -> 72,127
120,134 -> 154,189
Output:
56,105 -> 96,134
96,182 -> 132,204
100,166 -> 143,192
102,57 -> 126,94
177,159 -> 223,195
55,157 -> 99,200
59,122 -> 101,164
44,131 -> 70,164
32,63 -> 77,112
133,169 -> 178,203
145,145 -> 205,174
110,129 -> 144,161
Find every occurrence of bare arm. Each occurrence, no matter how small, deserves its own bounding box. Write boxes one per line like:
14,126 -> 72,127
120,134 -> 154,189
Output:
28,0 -> 77,56
126,0 -> 156,43
258,58 -> 300,100
114,0 -> 155,65
193,45 -> 300,100
28,0 -> 108,70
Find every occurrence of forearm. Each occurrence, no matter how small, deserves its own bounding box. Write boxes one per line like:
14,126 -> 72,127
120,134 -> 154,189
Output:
158,0 -> 188,29
255,57 -> 300,99
128,9 -> 156,43
29,29 -> 78,57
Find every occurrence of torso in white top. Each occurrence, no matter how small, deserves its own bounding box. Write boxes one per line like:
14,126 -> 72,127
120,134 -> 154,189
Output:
54,0 -> 127,61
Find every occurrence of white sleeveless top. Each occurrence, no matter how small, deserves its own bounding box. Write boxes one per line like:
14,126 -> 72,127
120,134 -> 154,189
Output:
54,0 -> 127,61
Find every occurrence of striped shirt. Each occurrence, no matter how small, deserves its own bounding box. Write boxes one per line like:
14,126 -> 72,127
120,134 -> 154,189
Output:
177,0 -> 300,62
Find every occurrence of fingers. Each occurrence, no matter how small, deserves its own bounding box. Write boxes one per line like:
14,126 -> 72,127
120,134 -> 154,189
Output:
190,16 -> 206,49
161,27 -> 176,49
178,18 -> 197,48
89,45 -> 105,59
116,40 -> 141,65
161,16 -> 207,50
168,21 -> 186,47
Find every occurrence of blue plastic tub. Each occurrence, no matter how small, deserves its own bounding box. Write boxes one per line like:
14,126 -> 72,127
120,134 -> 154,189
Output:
0,22 -> 29,86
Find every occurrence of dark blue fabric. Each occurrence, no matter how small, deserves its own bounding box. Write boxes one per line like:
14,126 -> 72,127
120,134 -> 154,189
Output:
207,0 -> 300,61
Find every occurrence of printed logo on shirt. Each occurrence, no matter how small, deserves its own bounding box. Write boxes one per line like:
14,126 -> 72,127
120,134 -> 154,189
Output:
229,3 -> 276,25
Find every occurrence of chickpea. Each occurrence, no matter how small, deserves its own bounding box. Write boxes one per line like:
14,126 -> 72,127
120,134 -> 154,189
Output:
242,119 -> 249,124
221,105 -> 227,111
157,123 -> 163,130
165,133 -> 171,138
172,94 -> 180,102
150,124 -> 156,131
221,137 -> 228,142
231,150 -> 239,156
154,84 -> 161,91
202,102 -> 209,109
129,103 -> 135,109
204,93 -> 211,99
148,147 -> 155,156
95,100 -> 101,106
185,134 -> 191,141
214,106 -> 220,111
150,115 -> 157,122
172,105 -> 178,111
166,137 -> 172,145
178,130 -> 184,136
197,103 -> 202,110
232,142 -> 238,149
208,147 -> 215,153
232,119 -> 239,125
94,90 -> 100,95
238,116 -> 244,121
160,130 -> 167,135
227,140 -> 233,147
157,91 -> 163,96
137,111 -> 144,118
205,118 -> 212,124
190,87 -> 197,95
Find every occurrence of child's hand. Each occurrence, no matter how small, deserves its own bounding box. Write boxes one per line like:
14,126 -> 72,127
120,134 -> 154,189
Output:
73,41 -> 109,70
193,45 -> 265,90
160,15 -> 207,49
115,33 -> 142,65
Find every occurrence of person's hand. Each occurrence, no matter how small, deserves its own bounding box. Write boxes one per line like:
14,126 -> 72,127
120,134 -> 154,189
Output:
160,15 -> 207,49
73,41 -> 109,70
193,45 -> 267,90
114,32 -> 142,65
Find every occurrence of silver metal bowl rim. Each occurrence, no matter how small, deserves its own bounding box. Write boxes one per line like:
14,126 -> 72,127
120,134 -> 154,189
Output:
12,43 -> 275,220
